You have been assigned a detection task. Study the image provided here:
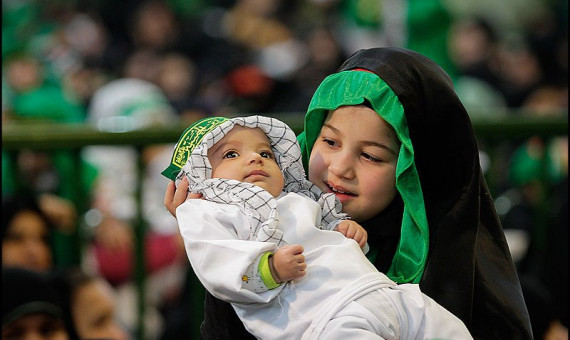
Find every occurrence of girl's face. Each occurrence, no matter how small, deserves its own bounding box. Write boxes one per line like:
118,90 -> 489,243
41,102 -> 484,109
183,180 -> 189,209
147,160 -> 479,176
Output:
2,210 -> 52,272
308,105 -> 399,222
208,126 -> 285,198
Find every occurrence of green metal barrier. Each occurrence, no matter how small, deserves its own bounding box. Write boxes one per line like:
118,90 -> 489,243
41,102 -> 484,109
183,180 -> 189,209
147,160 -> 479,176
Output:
2,112 -> 567,339
2,113 -> 567,150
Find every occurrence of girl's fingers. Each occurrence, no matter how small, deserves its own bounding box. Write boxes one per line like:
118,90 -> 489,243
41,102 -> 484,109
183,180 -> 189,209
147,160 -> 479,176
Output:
173,177 -> 189,205
164,181 -> 176,207
164,178 -> 191,217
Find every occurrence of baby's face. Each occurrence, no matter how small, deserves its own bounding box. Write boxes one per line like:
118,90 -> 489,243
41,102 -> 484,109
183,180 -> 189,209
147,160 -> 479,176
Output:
208,126 -> 284,197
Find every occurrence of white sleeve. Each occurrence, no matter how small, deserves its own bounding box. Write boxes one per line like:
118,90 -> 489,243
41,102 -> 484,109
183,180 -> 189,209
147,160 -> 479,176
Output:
176,200 -> 283,304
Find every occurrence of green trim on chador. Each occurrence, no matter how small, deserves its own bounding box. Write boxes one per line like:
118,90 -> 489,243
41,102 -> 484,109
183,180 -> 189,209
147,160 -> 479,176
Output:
300,70 -> 429,284
161,116 -> 229,180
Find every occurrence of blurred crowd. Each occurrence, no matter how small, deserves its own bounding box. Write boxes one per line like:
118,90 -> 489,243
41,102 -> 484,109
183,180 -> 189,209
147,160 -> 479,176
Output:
2,0 -> 567,339
3,0 -> 566,119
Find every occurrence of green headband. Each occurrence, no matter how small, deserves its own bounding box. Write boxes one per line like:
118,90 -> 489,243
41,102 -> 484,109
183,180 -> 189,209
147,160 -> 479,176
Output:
302,70 -> 429,284
161,116 -> 229,180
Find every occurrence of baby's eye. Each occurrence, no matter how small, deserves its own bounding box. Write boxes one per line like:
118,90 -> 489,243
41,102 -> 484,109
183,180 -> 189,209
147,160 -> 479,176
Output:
260,150 -> 274,159
362,153 -> 381,162
223,150 -> 239,159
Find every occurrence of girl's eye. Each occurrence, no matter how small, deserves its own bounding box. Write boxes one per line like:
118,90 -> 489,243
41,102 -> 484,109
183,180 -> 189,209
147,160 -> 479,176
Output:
223,150 -> 239,159
362,153 -> 381,162
260,151 -> 274,159
322,138 -> 337,147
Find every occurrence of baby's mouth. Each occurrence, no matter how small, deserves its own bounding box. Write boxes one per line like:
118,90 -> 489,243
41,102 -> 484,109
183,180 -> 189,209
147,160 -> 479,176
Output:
245,170 -> 268,179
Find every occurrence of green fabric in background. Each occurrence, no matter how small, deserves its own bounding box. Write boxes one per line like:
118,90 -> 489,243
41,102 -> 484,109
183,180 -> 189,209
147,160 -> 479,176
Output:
406,0 -> 457,80
339,0 -> 457,79
10,85 -> 85,123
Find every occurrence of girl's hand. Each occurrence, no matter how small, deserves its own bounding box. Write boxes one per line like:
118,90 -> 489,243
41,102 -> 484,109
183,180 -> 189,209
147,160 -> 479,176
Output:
163,177 -> 202,217
269,244 -> 306,283
335,220 -> 368,249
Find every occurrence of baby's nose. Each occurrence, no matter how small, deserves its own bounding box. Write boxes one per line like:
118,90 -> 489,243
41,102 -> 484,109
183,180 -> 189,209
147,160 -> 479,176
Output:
248,153 -> 263,164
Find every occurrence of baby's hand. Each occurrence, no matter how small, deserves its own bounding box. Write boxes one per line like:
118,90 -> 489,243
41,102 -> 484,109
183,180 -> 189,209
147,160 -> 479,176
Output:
335,220 -> 368,249
270,244 -> 306,283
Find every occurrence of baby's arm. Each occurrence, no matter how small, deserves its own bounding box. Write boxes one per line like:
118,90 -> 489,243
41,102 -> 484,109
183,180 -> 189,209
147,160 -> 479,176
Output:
269,244 -> 306,283
178,200 -> 285,303
335,220 -> 368,249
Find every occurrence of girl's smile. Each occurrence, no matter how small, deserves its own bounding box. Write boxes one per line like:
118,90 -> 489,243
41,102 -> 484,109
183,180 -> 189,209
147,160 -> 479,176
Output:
324,180 -> 357,203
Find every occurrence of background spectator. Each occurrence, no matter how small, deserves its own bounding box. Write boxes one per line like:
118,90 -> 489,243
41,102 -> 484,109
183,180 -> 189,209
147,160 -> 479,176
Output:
2,266 -> 71,340
2,194 -> 55,272
80,77 -> 187,337
51,267 -> 132,340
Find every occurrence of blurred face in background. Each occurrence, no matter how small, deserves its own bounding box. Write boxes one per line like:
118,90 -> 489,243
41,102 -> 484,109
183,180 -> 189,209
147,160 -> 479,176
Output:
5,56 -> 43,93
2,313 -> 69,340
72,279 -> 129,340
2,210 -> 52,272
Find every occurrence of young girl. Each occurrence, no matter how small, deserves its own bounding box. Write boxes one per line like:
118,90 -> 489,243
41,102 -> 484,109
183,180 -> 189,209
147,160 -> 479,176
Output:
164,47 -> 532,339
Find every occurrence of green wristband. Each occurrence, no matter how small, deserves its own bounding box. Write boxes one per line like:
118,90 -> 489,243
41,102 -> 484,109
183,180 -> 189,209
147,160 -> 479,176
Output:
259,252 -> 281,289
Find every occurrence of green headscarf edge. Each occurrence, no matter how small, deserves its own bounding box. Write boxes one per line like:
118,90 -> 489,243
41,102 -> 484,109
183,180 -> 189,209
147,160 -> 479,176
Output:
298,70 -> 429,284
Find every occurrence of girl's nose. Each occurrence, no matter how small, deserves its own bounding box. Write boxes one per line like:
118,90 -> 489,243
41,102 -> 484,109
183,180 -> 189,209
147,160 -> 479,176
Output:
328,152 -> 355,179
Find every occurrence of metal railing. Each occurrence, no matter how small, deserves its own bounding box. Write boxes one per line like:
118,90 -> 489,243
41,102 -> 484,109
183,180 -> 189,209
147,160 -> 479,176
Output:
3,112 -> 566,149
2,111 -> 567,339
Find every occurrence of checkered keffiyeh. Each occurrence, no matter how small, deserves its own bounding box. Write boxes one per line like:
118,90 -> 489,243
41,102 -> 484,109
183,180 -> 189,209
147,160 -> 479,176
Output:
176,115 -> 347,246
